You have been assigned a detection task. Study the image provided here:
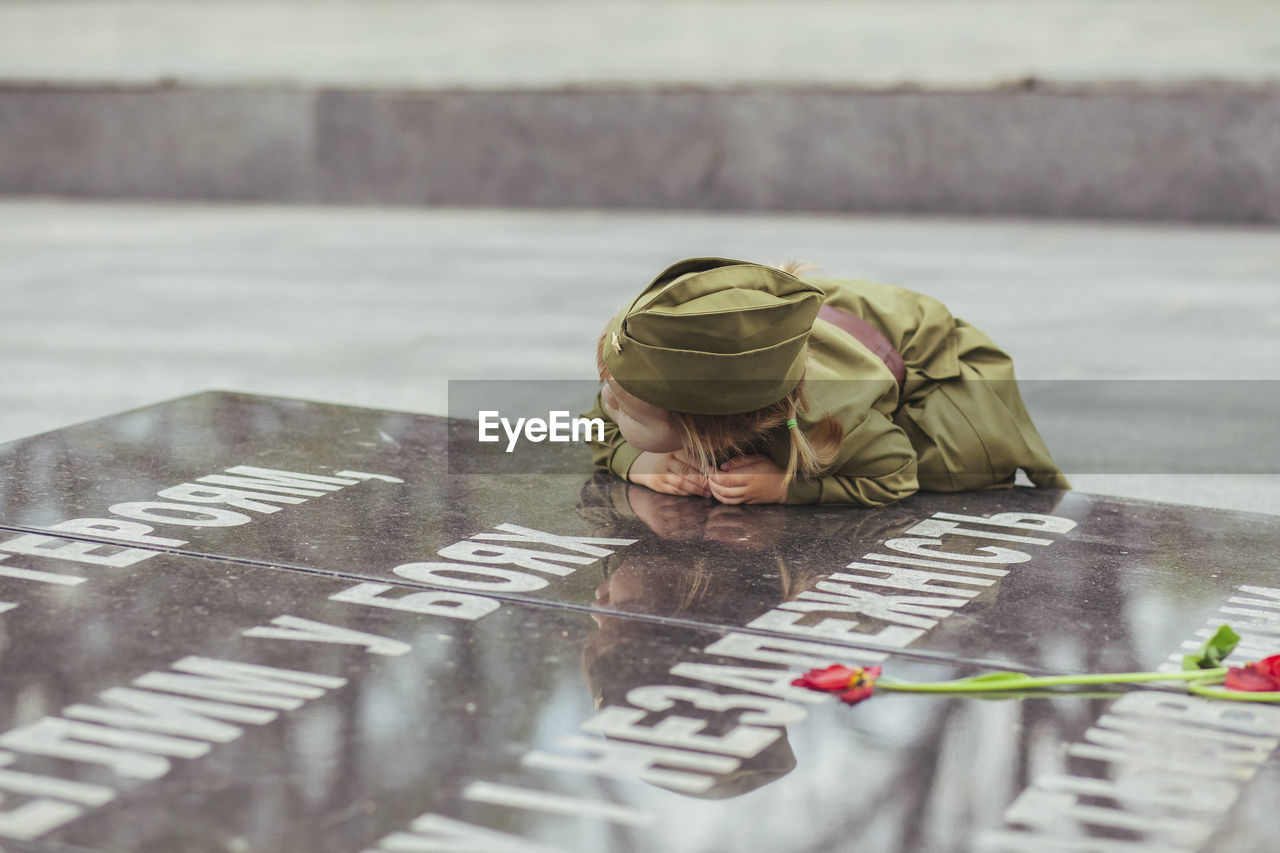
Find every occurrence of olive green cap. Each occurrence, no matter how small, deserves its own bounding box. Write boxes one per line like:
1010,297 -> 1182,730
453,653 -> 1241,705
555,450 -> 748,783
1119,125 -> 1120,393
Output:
603,258 -> 824,415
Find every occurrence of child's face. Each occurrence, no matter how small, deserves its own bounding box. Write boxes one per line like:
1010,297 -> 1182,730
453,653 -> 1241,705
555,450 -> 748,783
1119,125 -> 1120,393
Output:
600,379 -> 683,454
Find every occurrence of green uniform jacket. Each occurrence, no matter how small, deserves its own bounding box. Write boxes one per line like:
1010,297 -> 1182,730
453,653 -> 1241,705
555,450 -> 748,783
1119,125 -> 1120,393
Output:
587,277 -> 1070,506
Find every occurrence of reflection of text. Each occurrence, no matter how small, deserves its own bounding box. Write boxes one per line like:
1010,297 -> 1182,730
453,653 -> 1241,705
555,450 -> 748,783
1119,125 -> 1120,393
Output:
370,510 -> 1078,847
982,584 -> 1280,852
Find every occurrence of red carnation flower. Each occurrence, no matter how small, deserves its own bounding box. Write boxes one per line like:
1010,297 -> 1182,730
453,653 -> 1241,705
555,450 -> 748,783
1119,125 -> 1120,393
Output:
1225,662 -> 1280,692
792,665 -> 882,705
792,665 -> 861,692
840,681 -> 877,705
1254,655 -> 1280,678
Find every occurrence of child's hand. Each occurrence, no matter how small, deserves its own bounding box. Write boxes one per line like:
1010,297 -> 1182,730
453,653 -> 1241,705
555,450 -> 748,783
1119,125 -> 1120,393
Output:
708,455 -> 788,505
628,451 -> 710,497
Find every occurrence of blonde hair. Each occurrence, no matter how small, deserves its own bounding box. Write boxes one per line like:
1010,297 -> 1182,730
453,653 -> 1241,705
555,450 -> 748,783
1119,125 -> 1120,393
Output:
596,325 -> 842,493
666,379 -> 842,487
771,259 -> 821,277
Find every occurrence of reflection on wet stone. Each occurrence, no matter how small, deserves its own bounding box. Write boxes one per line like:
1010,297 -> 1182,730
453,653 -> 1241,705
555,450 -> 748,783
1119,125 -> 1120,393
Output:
0,392 -> 1278,851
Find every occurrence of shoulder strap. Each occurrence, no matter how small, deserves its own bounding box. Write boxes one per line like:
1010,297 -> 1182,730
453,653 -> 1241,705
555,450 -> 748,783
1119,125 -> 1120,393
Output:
817,304 -> 906,394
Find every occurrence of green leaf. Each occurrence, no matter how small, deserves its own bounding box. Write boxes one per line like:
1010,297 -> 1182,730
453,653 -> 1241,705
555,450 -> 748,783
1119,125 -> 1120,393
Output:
1182,624 -> 1240,671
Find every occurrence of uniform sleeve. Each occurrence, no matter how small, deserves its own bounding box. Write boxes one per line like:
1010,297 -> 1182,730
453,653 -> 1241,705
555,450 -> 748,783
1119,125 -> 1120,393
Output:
582,391 -> 644,481
784,410 -> 919,506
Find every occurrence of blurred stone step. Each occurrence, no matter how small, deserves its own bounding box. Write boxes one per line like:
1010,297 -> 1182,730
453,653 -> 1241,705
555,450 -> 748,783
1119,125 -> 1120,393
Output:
4,83 -> 1279,222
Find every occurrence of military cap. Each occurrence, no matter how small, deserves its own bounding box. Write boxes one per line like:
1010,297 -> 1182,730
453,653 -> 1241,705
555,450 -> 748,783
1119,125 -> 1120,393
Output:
603,258 -> 825,415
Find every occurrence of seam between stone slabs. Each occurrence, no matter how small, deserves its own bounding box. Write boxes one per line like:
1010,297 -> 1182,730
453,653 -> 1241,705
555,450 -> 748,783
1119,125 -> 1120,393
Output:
0,519 -> 1073,677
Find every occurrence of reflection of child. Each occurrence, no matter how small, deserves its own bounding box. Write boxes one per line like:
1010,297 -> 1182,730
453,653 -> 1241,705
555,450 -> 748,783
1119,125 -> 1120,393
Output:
586,257 -> 1069,506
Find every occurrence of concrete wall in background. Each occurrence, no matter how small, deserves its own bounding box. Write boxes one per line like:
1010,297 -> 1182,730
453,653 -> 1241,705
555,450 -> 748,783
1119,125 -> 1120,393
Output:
3,84 -> 1278,222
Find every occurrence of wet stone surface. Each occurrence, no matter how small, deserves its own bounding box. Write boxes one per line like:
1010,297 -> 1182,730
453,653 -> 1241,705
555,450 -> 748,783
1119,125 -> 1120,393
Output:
0,391 -> 1277,852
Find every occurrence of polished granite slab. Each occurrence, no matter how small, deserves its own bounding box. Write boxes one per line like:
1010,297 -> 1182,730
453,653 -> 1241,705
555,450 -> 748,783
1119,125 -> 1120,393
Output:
2,391 -> 1280,851
1,548 -> 1279,853
1,392 -> 1277,680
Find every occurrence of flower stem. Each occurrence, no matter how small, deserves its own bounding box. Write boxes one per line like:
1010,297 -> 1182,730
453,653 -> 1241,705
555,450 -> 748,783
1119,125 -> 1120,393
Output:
1187,679 -> 1280,703
876,667 -> 1229,694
